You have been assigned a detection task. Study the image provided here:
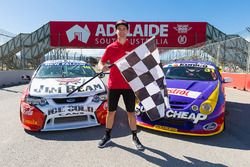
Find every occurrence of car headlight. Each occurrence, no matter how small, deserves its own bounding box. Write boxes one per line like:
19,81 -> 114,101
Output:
25,96 -> 48,106
200,102 -> 212,115
199,81 -> 220,115
92,93 -> 107,103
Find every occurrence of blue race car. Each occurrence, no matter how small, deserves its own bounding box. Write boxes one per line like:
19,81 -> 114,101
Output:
136,60 -> 231,136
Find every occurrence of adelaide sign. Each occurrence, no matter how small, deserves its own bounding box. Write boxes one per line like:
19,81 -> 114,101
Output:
50,21 -> 207,48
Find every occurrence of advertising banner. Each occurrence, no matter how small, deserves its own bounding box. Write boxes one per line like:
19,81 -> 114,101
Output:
50,21 -> 207,48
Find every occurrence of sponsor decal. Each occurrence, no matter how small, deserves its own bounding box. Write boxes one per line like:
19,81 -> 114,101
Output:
179,63 -> 215,69
167,88 -> 201,99
180,63 -> 208,68
166,110 -> 207,123
136,102 -> 207,123
56,78 -> 82,85
23,107 -> 34,115
43,61 -> 87,66
33,83 -> 103,94
165,63 -> 216,71
166,63 -> 179,68
154,125 -> 177,132
178,35 -> 187,44
173,24 -> 192,33
203,122 -> 218,131
34,85 -> 62,94
48,105 -> 94,116
67,84 -> 102,93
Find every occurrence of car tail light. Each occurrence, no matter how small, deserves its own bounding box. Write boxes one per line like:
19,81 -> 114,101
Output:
95,101 -> 108,125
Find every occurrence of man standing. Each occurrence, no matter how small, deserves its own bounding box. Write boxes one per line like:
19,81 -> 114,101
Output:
97,20 -> 144,151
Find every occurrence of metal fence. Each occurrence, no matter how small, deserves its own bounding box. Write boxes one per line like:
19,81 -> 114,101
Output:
1,34 -> 249,73
160,36 -> 250,73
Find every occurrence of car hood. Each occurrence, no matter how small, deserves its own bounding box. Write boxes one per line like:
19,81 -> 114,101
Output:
29,77 -> 106,98
166,79 -> 218,100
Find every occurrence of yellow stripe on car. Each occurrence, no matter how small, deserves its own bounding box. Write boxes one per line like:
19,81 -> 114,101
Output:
200,81 -> 220,115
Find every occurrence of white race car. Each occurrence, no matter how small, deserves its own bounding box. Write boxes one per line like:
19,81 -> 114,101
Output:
20,60 -> 108,131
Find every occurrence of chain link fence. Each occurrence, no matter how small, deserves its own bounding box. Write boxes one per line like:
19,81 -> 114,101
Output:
0,48 -> 100,70
1,31 -> 250,73
160,36 -> 250,73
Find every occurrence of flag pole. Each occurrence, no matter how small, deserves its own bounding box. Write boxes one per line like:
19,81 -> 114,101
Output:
67,64 -> 113,97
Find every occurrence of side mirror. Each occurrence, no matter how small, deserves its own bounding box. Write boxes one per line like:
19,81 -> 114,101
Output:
98,73 -> 105,78
21,75 -> 31,81
223,77 -> 232,83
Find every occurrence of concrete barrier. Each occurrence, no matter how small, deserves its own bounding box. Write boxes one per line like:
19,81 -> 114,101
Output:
222,72 -> 246,90
0,70 -> 34,87
221,72 -> 250,92
245,74 -> 250,91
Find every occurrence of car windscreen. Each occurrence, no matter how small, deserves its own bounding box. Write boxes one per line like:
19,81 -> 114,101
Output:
35,64 -> 96,78
163,66 -> 217,81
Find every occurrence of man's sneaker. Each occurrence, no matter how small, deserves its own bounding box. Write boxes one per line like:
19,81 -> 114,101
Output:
132,136 -> 145,151
98,135 -> 111,148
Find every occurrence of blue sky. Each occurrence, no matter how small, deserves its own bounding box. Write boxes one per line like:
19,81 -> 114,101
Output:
0,0 -> 249,35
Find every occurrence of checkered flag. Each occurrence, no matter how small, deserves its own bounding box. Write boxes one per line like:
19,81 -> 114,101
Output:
115,36 -> 171,121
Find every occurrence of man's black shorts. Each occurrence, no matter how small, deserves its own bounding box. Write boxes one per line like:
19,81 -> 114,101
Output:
107,89 -> 135,112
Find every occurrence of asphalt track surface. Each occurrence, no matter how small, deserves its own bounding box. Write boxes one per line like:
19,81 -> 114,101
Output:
0,81 -> 250,166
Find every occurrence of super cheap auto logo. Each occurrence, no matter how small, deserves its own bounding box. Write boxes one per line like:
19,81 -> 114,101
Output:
66,25 -> 90,43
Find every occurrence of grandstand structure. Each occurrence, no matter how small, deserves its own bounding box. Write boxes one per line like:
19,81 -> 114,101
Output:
0,22 -> 249,72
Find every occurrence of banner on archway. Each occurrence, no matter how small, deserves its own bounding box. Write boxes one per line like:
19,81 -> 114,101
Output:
50,21 -> 207,48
